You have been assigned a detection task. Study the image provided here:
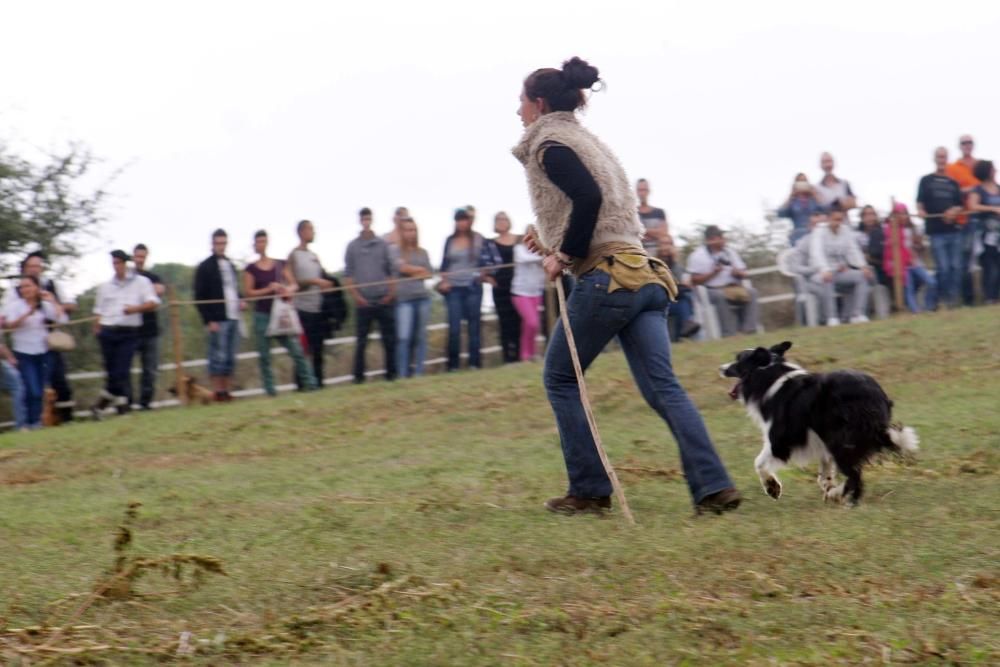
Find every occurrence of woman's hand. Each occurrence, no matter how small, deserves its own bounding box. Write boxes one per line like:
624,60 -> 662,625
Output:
542,254 -> 565,281
523,227 -> 545,255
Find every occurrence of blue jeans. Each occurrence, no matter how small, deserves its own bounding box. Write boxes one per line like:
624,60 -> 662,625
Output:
445,285 -> 483,370
543,271 -> 735,504
929,233 -> 963,306
2,360 -> 27,429
14,352 -> 46,428
667,288 -> 695,342
207,319 -> 240,377
396,298 -> 431,377
904,266 -> 937,313
960,221 -> 979,306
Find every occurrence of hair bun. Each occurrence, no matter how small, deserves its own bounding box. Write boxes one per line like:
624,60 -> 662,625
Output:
561,57 -> 600,90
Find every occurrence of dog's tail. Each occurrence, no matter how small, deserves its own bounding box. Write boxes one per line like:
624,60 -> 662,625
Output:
887,424 -> 920,456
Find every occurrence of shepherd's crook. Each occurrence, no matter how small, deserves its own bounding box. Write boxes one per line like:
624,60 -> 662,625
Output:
554,276 -> 636,525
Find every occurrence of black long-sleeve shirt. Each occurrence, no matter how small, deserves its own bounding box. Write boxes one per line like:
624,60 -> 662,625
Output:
540,143 -> 603,258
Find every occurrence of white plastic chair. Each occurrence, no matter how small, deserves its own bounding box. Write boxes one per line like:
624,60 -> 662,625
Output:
776,248 -> 819,327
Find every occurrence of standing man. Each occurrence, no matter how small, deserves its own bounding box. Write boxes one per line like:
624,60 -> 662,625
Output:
687,226 -> 760,336
19,252 -> 76,423
917,147 -> 964,308
344,207 -> 397,383
288,219 -> 333,387
382,206 -> 410,247
130,244 -> 166,410
814,152 -> 857,211
945,134 -> 981,306
636,178 -> 669,257
193,229 -> 241,402
92,250 -> 159,418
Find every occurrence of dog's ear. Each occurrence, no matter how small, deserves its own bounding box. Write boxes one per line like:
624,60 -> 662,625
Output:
770,341 -> 792,356
750,347 -> 772,366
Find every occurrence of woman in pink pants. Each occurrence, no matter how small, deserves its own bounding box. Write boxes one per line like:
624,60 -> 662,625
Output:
511,241 -> 546,361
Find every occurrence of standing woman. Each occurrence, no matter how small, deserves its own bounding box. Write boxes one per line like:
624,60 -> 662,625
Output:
390,217 -> 434,377
1,276 -> 65,429
437,209 -> 500,371
513,57 -> 740,515
243,230 -> 317,396
511,236 -> 546,361
968,160 -> 1000,303
491,211 -> 521,363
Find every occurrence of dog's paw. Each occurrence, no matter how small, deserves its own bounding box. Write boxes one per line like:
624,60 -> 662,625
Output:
824,483 -> 845,504
763,477 -> 782,500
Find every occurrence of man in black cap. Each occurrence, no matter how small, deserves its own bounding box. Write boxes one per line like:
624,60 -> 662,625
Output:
91,250 -> 160,418
686,225 -> 759,336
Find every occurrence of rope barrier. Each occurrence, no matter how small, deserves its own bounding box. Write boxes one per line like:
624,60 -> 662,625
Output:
0,262 -> 519,335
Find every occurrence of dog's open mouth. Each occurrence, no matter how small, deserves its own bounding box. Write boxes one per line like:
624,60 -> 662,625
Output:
728,381 -> 742,401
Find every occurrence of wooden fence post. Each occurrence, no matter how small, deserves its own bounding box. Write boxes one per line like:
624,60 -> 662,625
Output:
890,214 -> 905,311
167,285 -> 186,403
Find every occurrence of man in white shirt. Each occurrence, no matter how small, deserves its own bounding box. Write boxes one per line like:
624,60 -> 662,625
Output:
687,226 -> 759,336
92,250 -> 160,417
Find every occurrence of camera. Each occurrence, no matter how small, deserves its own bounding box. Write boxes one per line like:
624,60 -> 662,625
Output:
716,256 -> 732,267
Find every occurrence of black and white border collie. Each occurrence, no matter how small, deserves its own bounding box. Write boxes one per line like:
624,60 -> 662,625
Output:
720,341 -> 918,506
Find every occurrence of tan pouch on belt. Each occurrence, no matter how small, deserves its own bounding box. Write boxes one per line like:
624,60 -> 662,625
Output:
596,253 -> 679,301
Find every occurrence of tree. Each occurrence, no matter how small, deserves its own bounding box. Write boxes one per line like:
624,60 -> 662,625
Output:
0,141 -> 109,273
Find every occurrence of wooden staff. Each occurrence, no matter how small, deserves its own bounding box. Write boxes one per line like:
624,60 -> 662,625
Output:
889,209 -> 905,311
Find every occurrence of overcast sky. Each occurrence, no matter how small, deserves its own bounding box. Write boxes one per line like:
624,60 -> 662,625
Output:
4,0 -> 999,296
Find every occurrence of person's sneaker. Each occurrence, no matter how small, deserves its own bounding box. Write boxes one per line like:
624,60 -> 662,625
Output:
544,495 -> 612,516
826,317 -> 841,327
695,487 -> 742,515
680,320 -> 701,338
849,314 -> 870,324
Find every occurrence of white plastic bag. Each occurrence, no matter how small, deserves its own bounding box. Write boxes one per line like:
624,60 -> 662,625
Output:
266,298 -> 303,337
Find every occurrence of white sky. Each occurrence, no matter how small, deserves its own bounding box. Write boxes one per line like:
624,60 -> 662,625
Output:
3,0 -> 999,296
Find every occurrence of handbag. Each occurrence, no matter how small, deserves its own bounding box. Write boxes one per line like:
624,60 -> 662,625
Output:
47,329 -> 77,352
722,284 -> 752,303
265,264 -> 303,337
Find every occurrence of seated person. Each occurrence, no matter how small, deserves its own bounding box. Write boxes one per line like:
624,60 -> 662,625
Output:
787,215 -> 839,325
657,232 -> 699,341
809,206 -> 874,324
686,225 -> 759,336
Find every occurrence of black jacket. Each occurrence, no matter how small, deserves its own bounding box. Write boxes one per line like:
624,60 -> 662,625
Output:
193,255 -> 241,324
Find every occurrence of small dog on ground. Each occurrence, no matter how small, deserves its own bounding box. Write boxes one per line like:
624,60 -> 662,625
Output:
167,375 -> 215,406
720,341 -> 918,506
41,388 -> 60,427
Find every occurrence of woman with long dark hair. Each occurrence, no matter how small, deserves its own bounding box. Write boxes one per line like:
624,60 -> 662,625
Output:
969,160 -> 1000,303
1,275 -> 65,429
437,209 -> 500,370
491,211 -> 521,363
514,57 -> 740,515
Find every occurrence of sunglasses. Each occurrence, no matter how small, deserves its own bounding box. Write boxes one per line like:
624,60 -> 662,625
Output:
960,140 -> 974,145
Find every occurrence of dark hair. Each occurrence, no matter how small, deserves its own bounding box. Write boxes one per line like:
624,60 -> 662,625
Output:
19,274 -> 41,304
359,207 -> 372,219
296,219 -> 312,234
973,159 -> 994,182
394,206 -> 408,216
20,251 -> 45,272
254,229 -> 268,240
133,243 -> 148,253
523,57 -> 601,112
212,228 -> 227,239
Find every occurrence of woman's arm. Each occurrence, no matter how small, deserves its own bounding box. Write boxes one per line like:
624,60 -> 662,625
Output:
540,144 -> 602,260
242,269 -> 275,298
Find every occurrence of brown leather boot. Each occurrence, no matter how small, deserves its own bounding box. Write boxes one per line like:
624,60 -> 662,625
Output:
544,495 -> 612,515
695,487 -> 742,515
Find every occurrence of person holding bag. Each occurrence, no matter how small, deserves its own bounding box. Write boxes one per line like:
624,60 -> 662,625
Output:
244,230 -> 317,396
1,275 -> 66,429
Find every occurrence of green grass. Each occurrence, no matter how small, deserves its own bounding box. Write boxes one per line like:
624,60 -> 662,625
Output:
1,308 -> 998,665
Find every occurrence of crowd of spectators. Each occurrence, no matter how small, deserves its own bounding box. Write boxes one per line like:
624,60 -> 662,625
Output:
2,135 -> 996,428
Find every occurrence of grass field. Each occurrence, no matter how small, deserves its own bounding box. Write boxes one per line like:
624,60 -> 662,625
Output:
1,308 -> 998,665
